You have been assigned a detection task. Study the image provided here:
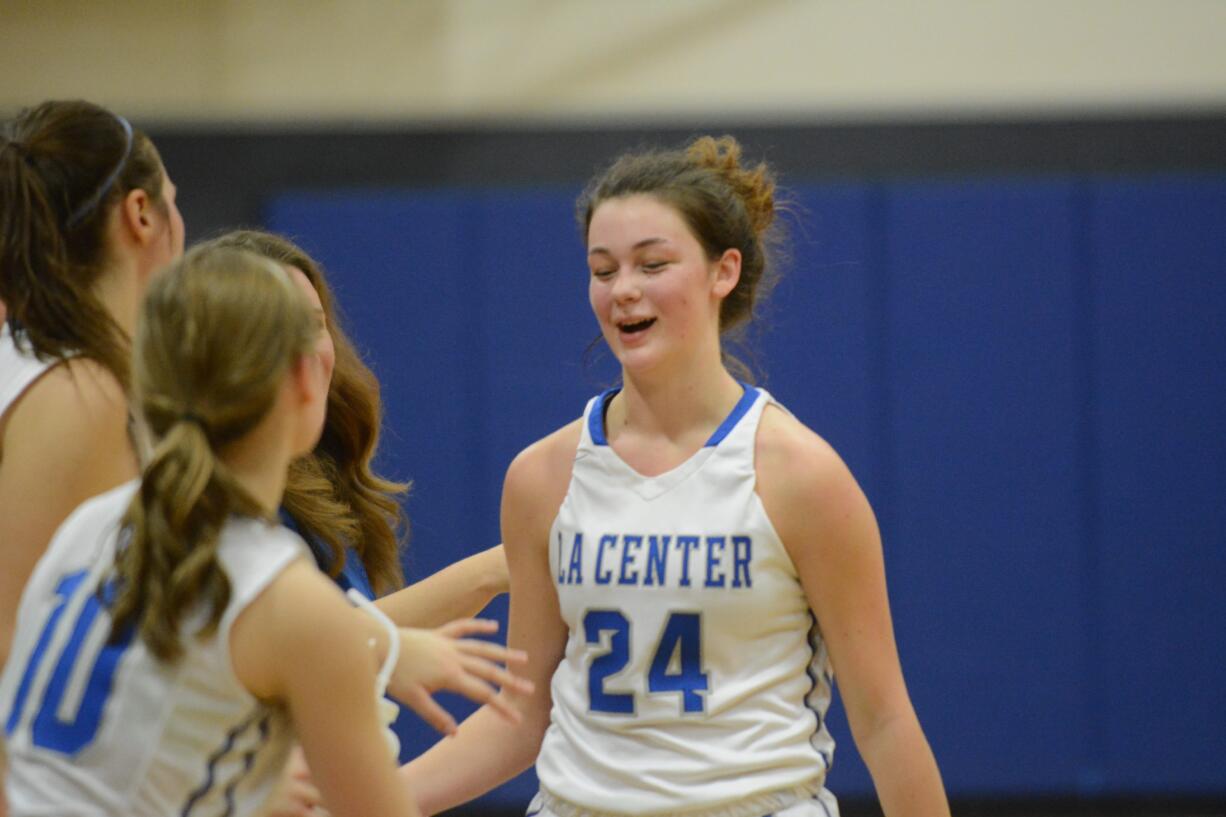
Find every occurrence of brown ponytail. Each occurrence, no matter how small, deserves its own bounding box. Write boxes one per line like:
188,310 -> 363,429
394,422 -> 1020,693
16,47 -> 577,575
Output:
0,100 -> 167,388
109,246 -> 317,661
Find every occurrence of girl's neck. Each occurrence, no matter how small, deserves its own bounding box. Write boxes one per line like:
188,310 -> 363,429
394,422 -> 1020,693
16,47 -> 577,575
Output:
612,354 -> 744,445
219,423 -> 292,517
92,259 -> 143,340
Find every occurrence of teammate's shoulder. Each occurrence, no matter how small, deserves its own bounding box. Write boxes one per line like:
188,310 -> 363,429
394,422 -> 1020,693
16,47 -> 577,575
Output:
756,403 -> 857,504
757,403 -> 840,468
217,518 -> 316,643
17,356 -> 126,429
755,406 -> 876,556
506,418 -> 583,488
226,552 -> 349,701
43,356 -> 125,403
502,418 -> 583,521
2,358 -> 131,485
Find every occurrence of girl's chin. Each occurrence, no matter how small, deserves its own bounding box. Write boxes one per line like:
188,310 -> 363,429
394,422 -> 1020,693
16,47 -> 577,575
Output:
614,346 -> 670,375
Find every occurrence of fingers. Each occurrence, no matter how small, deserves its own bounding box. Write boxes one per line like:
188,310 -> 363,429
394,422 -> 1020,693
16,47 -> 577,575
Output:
434,618 -> 500,639
287,746 -> 312,781
392,619 -> 536,732
400,687 -> 459,737
453,637 -> 528,666
431,622 -> 535,703
265,779 -> 322,817
446,674 -> 523,725
458,653 -> 534,696
471,681 -> 527,726
286,781 -> 324,815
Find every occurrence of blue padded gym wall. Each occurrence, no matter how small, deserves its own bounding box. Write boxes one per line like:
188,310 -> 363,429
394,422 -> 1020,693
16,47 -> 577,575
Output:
266,173 -> 1226,805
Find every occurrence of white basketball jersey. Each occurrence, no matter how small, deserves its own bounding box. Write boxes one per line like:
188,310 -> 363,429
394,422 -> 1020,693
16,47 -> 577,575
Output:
0,324 -> 56,424
537,387 -> 837,817
0,481 -> 306,817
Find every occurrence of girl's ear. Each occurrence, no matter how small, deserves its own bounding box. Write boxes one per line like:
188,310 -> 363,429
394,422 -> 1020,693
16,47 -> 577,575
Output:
119,187 -> 156,246
291,352 -> 329,413
712,248 -> 742,299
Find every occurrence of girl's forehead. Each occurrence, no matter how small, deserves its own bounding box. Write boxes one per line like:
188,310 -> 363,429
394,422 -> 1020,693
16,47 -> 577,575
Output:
589,195 -> 692,241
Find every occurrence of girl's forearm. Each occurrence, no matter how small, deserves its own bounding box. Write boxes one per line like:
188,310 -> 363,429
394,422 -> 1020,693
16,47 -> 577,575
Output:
856,712 -> 950,817
376,545 -> 507,628
399,702 -> 543,816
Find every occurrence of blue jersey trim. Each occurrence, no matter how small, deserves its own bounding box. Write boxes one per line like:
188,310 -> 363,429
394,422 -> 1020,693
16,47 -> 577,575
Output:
804,611 -> 833,772
278,508 -> 374,599
587,383 -> 755,448
703,383 -> 756,447
180,708 -> 263,817
223,715 -> 270,817
587,386 -> 620,446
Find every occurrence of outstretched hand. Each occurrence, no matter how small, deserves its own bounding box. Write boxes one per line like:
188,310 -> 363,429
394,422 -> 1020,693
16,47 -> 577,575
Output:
389,619 -> 533,736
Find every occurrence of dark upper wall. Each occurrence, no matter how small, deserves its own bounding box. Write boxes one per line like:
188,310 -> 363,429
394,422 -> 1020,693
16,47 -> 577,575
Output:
152,113 -> 1226,243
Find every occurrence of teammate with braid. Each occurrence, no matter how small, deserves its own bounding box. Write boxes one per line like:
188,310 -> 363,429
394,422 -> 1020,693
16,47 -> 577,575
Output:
401,136 -> 950,817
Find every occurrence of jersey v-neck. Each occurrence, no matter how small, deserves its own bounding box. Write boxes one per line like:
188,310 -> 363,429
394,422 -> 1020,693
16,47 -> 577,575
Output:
583,384 -> 759,501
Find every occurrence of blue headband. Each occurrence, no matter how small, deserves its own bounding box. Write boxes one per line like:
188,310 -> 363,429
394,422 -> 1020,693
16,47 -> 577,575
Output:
66,115 -> 134,228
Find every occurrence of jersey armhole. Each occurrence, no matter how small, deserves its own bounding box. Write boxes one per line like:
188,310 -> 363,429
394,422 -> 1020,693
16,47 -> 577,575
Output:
218,533 -> 310,701
0,358 -> 66,460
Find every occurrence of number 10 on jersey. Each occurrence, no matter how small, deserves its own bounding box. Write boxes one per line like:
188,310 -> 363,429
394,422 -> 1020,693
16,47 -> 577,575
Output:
584,609 -> 708,715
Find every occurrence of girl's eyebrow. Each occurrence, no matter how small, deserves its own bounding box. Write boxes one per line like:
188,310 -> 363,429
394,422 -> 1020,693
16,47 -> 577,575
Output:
588,237 -> 668,256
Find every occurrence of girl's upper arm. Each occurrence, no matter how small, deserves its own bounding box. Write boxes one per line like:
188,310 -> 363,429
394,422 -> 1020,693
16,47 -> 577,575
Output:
0,360 -> 134,662
400,421 -> 580,816
0,360 -> 134,535
231,559 -> 420,817
754,407 -> 914,739
497,422 -> 579,730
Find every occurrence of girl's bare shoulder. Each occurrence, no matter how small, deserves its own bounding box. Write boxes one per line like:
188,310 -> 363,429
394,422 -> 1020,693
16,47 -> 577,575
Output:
755,404 -> 869,548
503,418 -> 584,526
